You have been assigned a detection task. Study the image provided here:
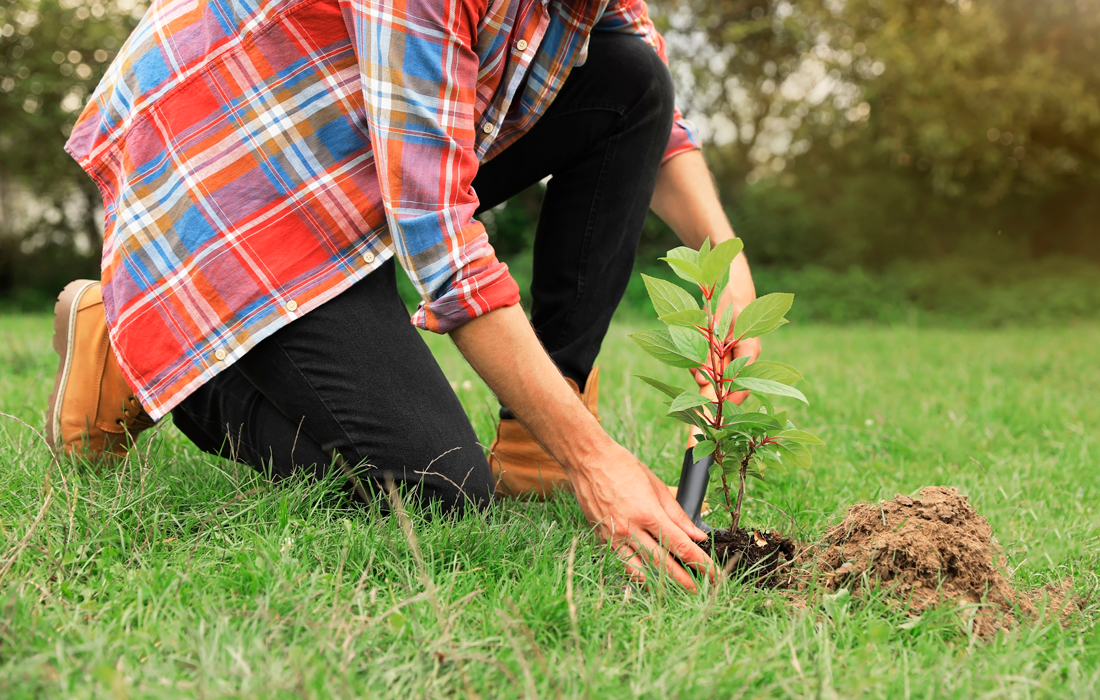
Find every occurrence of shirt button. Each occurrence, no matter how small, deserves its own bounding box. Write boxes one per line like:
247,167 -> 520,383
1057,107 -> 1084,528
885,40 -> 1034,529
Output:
482,122 -> 493,134
516,39 -> 528,51
363,251 -> 376,264
286,299 -> 298,312
214,349 -> 227,361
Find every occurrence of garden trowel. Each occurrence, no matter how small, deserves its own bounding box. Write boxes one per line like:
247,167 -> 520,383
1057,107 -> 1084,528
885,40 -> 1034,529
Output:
675,448 -> 712,531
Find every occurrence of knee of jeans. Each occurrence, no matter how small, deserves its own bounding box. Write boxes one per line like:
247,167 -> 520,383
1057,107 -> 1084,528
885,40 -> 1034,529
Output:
413,447 -> 495,514
608,37 -> 676,126
642,53 -> 676,125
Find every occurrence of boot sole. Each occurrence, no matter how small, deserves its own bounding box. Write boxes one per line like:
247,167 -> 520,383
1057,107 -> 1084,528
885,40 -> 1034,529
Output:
45,280 -> 98,449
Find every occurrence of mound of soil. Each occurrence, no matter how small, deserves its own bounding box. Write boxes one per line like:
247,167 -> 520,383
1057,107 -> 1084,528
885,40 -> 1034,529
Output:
820,486 -> 1031,633
709,528 -> 795,587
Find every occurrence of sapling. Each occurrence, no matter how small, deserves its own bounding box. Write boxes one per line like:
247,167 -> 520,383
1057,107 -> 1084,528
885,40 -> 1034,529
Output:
630,237 -> 822,532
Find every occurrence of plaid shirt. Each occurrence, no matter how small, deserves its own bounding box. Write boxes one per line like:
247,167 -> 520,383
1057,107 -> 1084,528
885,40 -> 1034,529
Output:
66,0 -> 700,419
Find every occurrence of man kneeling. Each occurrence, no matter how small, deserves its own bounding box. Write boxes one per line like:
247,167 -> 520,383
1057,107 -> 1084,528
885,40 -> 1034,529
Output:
49,0 -> 760,589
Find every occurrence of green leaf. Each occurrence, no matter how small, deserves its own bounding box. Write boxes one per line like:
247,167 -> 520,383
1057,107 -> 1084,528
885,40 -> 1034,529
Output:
708,485 -> 723,505
723,412 -> 782,432
771,429 -> 825,446
629,330 -> 700,369
669,390 -> 712,414
754,393 -> 776,416
715,265 -> 731,301
715,303 -> 734,342
703,426 -> 726,442
732,293 -> 795,340
732,377 -> 809,404
700,238 -> 744,287
755,451 -> 783,474
722,354 -> 751,380
642,275 -> 698,317
721,397 -> 744,415
669,326 -> 707,362
692,439 -> 717,463
662,256 -> 706,285
698,237 -> 712,260
635,375 -> 685,399
665,246 -> 699,265
775,441 -> 813,470
669,409 -> 707,428
756,449 -> 785,473
737,360 -> 804,386
658,308 -> 708,328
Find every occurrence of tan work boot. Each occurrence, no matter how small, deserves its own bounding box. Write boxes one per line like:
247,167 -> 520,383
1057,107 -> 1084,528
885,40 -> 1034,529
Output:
488,367 -> 602,499
46,280 -> 155,459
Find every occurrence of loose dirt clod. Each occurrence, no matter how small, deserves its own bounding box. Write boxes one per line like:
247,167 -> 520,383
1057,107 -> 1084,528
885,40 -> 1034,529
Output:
708,528 -> 795,587
818,486 -> 1070,635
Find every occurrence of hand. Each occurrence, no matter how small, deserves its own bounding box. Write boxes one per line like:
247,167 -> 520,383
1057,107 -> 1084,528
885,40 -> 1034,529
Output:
450,305 -> 713,591
567,438 -> 714,591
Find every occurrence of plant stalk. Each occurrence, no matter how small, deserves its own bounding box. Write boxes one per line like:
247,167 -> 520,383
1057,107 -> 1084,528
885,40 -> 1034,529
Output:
702,299 -> 733,514
719,466 -> 733,521
730,444 -> 756,532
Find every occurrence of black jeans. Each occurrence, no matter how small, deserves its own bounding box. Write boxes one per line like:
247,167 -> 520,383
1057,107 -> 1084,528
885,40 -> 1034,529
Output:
172,32 -> 676,512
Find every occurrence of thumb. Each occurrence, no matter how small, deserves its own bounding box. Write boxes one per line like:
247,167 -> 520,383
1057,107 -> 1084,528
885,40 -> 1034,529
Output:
654,477 -> 707,541
732,336 -> 761,361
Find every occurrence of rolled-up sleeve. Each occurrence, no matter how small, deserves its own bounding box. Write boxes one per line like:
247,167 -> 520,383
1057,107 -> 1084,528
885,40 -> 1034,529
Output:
340,0 -> 520,332
593,0 -> 701,162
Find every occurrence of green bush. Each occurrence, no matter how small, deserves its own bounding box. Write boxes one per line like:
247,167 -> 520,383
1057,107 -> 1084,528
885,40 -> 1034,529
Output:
620,256 -> 1100,327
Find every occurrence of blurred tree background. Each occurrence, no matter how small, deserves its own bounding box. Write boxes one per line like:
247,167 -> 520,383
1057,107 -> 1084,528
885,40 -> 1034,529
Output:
2,0 -> 1098,321
1,0 -> 143,307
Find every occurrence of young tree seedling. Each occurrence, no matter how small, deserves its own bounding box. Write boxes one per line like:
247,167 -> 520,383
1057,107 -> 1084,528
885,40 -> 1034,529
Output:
631,238 -> 822,531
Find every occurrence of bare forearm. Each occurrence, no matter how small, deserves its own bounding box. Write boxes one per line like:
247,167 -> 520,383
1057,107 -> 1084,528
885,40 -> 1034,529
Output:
449,304 -> 610,473
652,150 -> 762,419
651,150 -> 757,313
651,150 -> 735,248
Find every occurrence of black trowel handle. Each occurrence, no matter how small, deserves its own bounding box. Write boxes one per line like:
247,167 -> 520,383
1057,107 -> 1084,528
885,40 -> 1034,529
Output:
675,448 -> 712,530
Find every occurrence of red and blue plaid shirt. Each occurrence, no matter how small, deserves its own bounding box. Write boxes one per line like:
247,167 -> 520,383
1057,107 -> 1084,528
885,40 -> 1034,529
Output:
67,0 -> 700,419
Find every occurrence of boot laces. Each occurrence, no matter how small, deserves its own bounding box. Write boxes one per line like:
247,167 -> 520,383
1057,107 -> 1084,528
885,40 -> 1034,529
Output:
116,396 -> 155,431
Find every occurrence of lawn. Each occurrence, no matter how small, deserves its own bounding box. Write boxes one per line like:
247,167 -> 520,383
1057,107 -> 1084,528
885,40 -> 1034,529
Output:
1,313 -> 1097,698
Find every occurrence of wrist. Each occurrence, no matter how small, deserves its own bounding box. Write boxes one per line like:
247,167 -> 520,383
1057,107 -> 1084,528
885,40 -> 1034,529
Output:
719,254 -> 757,311
553,419 -> 614,477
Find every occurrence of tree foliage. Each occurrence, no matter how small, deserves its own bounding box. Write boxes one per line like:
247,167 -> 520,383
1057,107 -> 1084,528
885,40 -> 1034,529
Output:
3,0 -> 1099,304
657,0 -> 1100,263
0,0 -> 142,260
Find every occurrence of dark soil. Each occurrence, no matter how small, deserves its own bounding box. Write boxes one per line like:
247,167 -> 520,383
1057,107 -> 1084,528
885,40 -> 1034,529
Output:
817,486 -> 1078,635
688,486 -> 1080,634
707,527 -> 795,587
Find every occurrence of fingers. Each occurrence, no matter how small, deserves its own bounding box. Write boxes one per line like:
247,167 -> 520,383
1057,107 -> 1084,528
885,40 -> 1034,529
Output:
616,543 -> 648,584
623,531 -> 697,591
625,508 -> 714,581
612,519 -> 710,591
651,513 -> 713,579
699,381 -> 717,402
650,471 -> 707,542
690,367 -> 709,388
644,528 -> 711,590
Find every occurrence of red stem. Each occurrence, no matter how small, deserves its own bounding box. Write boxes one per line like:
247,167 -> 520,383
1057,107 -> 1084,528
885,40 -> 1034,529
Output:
697,284 -> 736,516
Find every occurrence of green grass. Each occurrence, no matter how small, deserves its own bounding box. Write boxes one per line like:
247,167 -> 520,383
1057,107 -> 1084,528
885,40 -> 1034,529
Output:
1,313 -> 1098,698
